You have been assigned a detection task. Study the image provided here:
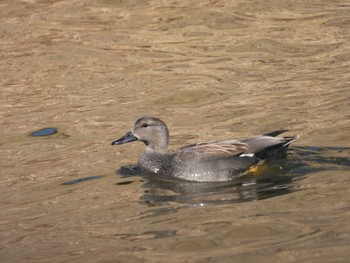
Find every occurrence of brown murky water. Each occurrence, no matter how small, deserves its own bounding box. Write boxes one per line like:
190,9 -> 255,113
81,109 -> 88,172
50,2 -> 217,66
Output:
1,0 -> 350,262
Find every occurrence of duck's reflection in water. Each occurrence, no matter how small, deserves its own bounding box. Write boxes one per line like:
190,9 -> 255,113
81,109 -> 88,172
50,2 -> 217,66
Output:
118,161 -> 297,206
140,170 -> 294,206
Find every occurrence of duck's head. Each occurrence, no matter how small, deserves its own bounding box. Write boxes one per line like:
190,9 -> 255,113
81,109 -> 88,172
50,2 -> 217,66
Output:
111,116 -> 169,153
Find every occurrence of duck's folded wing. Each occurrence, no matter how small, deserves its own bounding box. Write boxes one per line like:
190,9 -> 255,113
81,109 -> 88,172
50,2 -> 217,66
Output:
173,140 -> 248,161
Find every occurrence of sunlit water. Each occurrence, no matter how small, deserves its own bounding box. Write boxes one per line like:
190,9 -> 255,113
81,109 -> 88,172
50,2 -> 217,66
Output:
1,0 -> 350,262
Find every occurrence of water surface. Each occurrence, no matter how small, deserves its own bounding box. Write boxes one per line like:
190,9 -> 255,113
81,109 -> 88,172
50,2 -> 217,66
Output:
1,0 -> 349,262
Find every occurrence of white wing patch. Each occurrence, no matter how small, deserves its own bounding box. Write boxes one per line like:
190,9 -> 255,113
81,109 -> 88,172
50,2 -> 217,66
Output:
239,153 -> 255,157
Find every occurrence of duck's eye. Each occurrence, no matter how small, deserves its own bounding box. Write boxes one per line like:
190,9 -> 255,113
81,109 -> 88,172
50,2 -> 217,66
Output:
142,123 -> 148,128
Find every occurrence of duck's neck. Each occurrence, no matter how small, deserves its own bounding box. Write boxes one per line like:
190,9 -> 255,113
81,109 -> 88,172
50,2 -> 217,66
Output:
145,136 -> 168,153
144,125 -> 169,153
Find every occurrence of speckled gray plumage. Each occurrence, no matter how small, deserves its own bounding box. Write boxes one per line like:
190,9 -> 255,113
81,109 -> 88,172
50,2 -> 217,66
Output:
112,116 -> 298,182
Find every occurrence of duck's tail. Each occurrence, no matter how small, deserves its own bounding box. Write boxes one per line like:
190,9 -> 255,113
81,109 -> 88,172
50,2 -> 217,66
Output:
255,131 -> 299,159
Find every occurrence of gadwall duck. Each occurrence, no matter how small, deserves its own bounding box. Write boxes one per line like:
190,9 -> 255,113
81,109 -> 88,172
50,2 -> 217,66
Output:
111,117 -> 298,182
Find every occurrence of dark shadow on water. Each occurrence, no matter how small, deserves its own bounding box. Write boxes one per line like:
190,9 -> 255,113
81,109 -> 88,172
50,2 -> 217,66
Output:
116,146 -> 350,207
62,175 -> 103,185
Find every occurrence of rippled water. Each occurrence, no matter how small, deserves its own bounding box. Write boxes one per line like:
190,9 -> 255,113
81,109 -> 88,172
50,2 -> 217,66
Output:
1,0 -> 350,262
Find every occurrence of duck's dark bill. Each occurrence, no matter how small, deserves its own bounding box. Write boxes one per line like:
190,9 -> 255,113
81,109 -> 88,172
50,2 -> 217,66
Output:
111,131 -> 138,145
